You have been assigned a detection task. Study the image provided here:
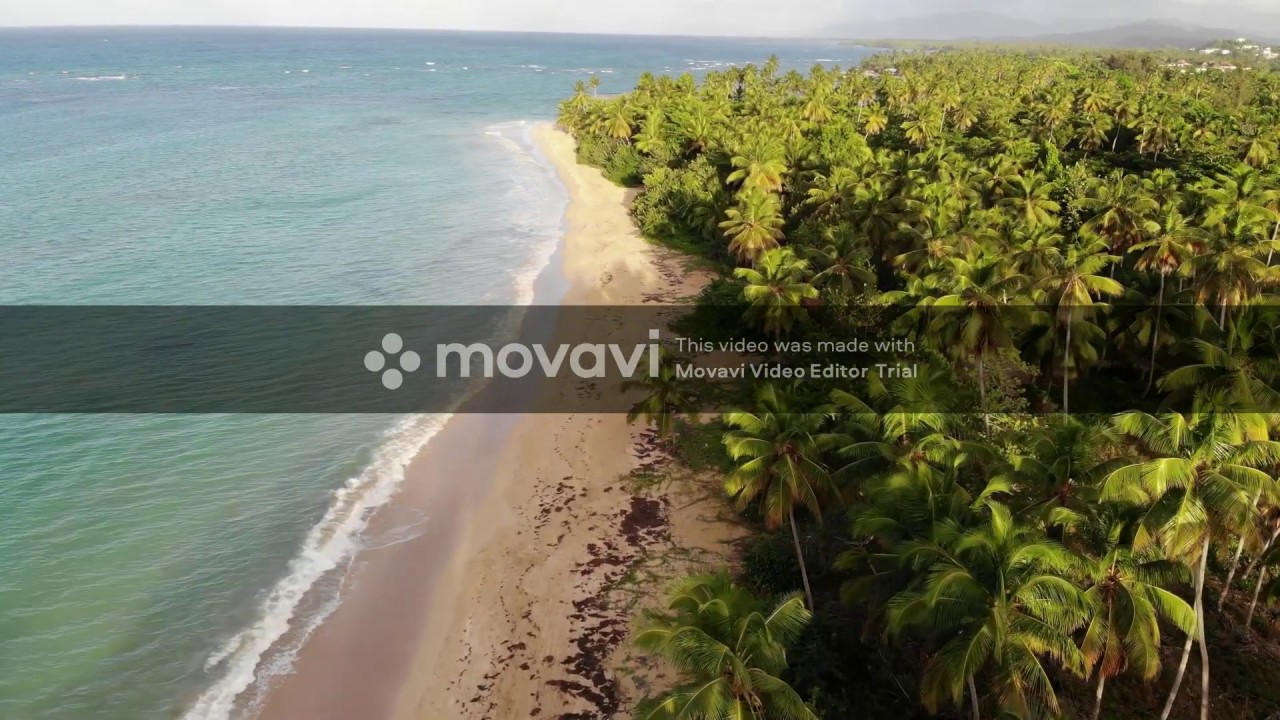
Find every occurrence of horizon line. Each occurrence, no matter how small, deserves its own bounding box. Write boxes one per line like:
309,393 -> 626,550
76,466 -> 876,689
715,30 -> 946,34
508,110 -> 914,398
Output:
0,23 -> 836,40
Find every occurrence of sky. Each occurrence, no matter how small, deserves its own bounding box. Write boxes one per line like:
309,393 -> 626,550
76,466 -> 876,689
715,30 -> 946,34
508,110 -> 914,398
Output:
1,0 -> 1279,37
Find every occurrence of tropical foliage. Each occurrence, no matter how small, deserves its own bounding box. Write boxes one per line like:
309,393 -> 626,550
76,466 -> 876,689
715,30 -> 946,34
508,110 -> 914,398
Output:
578,48 -> 1280,719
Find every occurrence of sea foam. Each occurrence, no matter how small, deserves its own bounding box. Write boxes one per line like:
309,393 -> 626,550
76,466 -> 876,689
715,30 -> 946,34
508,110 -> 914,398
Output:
179,413 -> 451,720
181,123 -> 567,719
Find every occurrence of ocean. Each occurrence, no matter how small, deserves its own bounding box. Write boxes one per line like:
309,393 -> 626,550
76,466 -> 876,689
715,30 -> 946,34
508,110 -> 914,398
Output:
0,27 -> 869,719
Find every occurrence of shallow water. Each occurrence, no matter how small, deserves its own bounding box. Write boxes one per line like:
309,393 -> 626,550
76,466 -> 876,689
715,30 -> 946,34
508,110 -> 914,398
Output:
0,27 -> 869,719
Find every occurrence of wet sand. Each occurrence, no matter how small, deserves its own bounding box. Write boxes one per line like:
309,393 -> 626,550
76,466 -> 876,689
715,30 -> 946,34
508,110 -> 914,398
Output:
256,124 -> 737,720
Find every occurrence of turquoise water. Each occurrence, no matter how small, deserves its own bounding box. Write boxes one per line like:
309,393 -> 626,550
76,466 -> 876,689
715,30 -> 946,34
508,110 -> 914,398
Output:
0,28 -> 869,719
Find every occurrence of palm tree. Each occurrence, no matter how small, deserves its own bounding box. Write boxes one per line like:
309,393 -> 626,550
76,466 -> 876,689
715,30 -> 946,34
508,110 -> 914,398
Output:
719,190 -> 784,264
735,248 -> 818,338
1130,206 -> 1205,392
1083,171 -> 1159,263
727,137 -> 787,195
603,101 -> 634,140
996,416 -> 1118,531
1104,410 -> 1280,720
634,571 -> 816,720
1079,112 -> 1115,155
723,383 -> 841,608
1181,244 -> 1276,330
1036,240 -> 1124,414
923,255 -> 1028,430
863,105 -> 889,137
888,503 -> 1089,719
999,173 -> 1061,228
802,229 -> 876,296
621,349 -> 698,442
1073,510 -> 1197,720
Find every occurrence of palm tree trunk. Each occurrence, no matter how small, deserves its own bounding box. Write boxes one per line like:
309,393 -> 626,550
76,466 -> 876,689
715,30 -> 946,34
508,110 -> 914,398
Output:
968,674 -> 981,720
1161,628 -> 1197,720
1161,538 -> 1209,720
1245,565 -> 1268,630
789,506 -> 815,610
1243,526 -> 1280,584
1196,538 -> 1212,720
1219,490 -> 1262,611
1092,672 -> 1108,720
1146,273 -> 1166,395
1063,321 -> 1072,415
978,355 -> 990,433
1220,535 -> 1248,612
1192,538 -> 1203,717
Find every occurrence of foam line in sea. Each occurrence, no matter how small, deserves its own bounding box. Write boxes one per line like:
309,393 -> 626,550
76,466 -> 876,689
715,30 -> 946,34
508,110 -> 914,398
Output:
180,412 -> 453,720
181,121 -> 568,719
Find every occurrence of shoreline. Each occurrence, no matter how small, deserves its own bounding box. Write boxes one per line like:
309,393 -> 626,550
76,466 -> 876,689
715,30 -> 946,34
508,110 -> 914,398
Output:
253,123 -> 736,720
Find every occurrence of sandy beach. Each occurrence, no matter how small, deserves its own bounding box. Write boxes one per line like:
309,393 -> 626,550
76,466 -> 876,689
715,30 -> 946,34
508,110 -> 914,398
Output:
256,123 -> 740,720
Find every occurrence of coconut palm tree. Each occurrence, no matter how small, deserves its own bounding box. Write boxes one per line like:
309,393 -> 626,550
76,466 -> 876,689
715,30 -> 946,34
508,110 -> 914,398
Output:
634,571 -> 816,720
621,349 -> 698,443
999,173 -> 1061,228
727,137 -> 787,195
1072,509 -> 1197,720
1104,410 -> 1280,720
888,502 -> 1089,719
1129,205 -> 1205,393
922,255 -> 1029,430
734,248 -> 818,338
1035,240 -> 1124,414
1083,171 -> 1159,263
723,383 -> 842,609
719,190 -> 784,264
802,228 -> 876,297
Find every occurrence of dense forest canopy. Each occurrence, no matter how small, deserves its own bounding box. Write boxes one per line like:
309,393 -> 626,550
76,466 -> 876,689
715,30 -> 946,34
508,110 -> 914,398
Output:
558,49 -> 1280,719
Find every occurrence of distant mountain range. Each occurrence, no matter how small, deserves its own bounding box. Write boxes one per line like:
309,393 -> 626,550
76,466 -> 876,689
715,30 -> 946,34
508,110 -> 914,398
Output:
825,12 -> 1280,49
1025,21 -> 1273,49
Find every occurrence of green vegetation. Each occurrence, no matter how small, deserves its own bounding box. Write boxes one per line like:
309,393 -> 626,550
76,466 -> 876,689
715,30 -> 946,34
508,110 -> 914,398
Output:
559,48 -> 1280,719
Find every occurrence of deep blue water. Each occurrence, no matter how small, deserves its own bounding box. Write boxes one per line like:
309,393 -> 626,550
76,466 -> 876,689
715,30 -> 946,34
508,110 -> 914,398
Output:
0,27 -> 869,719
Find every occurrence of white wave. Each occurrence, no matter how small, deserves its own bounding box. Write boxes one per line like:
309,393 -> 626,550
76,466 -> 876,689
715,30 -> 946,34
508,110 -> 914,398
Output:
72,75 -> 127,81
425,61 -> 435,66
483,120 -> 568,306
180,412 -> 453,720
183,118 -> 568,720
300,69 -> 310,73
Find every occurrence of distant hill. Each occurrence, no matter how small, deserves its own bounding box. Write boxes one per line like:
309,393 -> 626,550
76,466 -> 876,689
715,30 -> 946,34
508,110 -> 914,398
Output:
828,14 -> 1278,50
1021,21 -> 1273,49
826,12 -> 1107,41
